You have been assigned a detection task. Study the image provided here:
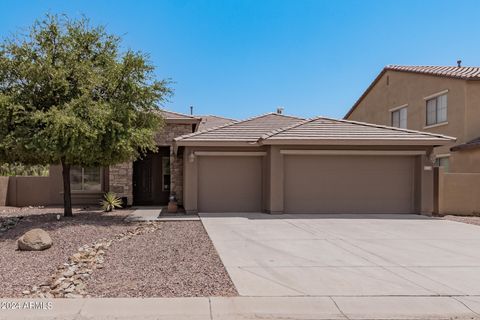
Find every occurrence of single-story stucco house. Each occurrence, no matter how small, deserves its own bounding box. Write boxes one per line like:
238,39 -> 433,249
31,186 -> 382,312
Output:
2,109 -> 454,215
174,112 -> 454,215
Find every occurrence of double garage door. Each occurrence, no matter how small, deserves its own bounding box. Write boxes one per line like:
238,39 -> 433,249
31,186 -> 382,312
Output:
197,155 -> 415,214
284,155 -> 415,214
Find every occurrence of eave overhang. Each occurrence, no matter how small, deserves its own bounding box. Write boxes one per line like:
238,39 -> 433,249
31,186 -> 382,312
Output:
259,138 -> 455,147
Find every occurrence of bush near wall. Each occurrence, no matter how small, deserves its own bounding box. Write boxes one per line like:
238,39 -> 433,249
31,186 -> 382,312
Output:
0,163 -> 49,177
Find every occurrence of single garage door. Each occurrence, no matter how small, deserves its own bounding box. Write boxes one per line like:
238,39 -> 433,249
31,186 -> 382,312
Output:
198,156 -> 262,212
284,155 -> 415,214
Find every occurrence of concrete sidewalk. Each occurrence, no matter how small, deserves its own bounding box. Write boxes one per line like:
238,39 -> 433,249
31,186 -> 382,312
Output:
1,296 -> 480,320
126,207 -> 199,221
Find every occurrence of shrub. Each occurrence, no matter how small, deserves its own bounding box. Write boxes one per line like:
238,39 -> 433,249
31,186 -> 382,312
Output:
100,192 -> 123,212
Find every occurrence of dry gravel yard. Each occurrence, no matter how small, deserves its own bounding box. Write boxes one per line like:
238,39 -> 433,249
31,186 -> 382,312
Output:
86,221 -> 237,297
0,207 -> 237,298
0,208 -> 133,297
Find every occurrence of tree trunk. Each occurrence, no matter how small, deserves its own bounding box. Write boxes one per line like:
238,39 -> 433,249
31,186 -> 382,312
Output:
61,158 -> 73,217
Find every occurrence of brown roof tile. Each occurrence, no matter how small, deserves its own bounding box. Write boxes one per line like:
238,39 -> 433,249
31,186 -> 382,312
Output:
175,112 -> 455,147
159,109 -> 200,120
197,115 -> 237,131
175,113 -> 305,142
260,117 -> 455,145
451,137 -> 480,152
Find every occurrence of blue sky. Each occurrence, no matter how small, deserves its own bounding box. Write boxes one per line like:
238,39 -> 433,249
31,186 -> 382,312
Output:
1,0 -> 479,120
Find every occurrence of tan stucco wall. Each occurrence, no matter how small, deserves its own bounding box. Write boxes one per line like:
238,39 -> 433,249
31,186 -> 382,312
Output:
2,176 -> 52,207
1,165 -> 107,207
450,148 -> 480,173
346,71 -> 480,173
437,168 -> 480,215
0,171 -> 104,207
183,144 -> 435,215
465,81 -> 480,143
0,177 -> 8,206
11,176 -> 52,206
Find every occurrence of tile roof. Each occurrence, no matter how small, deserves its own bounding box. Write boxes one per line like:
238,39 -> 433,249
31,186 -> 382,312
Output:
175,112 -> 454,146
197,115 -> 237,131
159,109 -> 200,120
386,65 -> 480,80
175,113 -> 305,142
451,137 -> 480,152
260,117 -> 455,144
344,65 -> 480,119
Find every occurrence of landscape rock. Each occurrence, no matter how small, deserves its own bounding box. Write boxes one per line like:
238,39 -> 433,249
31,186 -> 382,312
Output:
17,228 -> 53,251
25,222 -> 162,298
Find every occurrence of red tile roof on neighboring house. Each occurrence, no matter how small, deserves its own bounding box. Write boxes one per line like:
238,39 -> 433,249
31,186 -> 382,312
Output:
197,115 -> 237,131
344,65 -> 480,119
386,65 -> 480,80
175,113 -> 305,143
451,137 -> 480,152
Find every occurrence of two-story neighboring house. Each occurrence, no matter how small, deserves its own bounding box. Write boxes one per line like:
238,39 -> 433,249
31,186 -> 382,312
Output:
345,65 -> 480,174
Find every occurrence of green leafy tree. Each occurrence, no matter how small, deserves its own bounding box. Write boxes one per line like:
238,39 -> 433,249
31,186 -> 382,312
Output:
0,15 -> 171,216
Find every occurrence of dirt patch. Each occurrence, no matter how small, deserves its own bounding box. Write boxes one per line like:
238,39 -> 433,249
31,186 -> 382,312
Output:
86,221 -> 238,297
443,215 -> 480,226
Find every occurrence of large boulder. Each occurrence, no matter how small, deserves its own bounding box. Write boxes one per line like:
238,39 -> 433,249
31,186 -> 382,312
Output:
17,228 -> 52,251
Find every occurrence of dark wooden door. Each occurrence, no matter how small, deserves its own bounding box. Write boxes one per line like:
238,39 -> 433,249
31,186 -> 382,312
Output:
133,148 -> 170,205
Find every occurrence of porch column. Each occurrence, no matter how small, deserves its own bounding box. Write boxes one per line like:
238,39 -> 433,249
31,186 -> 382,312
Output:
268,146 -> 284,214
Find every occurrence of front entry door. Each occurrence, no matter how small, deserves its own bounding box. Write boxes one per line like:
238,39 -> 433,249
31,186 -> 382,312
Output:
133,148 -> 170,205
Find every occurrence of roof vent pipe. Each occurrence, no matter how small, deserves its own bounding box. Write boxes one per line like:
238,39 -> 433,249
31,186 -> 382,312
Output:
190,105 -> 193,115
276,107 -> 284,114
457,60 -> 462,67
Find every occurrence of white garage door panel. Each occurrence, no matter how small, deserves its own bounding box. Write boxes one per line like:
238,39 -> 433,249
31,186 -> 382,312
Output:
198,156 -> 262,212
284,155 -> 415,214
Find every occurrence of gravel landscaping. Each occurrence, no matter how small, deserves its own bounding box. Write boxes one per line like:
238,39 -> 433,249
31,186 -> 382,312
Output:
86,221 -> 237,297
442,215 -> 480,226
0,207 -> 237,298
0,208 -> 133,298
0,206 -> 70,218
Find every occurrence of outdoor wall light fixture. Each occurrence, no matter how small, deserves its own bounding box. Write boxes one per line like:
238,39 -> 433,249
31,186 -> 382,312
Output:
188,152 -> 195,163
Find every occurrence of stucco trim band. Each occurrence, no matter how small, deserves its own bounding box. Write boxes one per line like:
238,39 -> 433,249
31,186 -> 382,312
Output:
389,104 -> 409,112
423,89 -> 449,100
194,151 -> 267,156
279,150 -> 426,156
264,139 -> 450,146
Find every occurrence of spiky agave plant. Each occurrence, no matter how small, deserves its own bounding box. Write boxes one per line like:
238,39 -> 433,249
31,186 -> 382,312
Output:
100,192 -> 123,212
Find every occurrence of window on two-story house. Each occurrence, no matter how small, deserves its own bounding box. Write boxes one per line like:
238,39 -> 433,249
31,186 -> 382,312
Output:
426,94 -> 447,126
391,106 -> 407,128
70,166 -> 102,191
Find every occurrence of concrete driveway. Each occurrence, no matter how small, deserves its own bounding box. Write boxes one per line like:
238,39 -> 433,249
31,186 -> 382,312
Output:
200,213 -> 480,297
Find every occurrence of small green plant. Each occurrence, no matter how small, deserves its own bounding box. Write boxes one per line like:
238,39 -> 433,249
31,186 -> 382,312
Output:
100,192 -> 123,212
